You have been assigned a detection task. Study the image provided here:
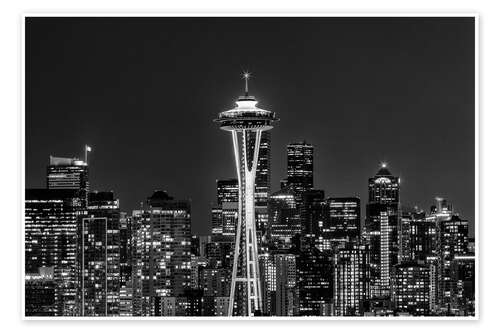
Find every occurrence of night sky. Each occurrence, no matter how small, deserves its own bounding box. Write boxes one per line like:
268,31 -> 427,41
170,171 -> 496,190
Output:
26,17 -> 475,235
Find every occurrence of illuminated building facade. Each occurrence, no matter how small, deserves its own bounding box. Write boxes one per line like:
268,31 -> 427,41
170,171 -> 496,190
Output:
300,189 -> 328,248
25,267 -> 56,316
214,73 -> 277,316
268,186 -> 301,250
392,262 -> 430,316
365,163 -> 400,297
77,191 -> 121,316
322,197 -> 361,251
400,210 -> 437,262
333,243 -> 370,316
275,254 -> 299,316
25,188 -> 83,316
286,141 -> 314,195
131,191 -> 192,316
47,156 -> 89,207
451,255 -> 475,316
297,247 -> 333,316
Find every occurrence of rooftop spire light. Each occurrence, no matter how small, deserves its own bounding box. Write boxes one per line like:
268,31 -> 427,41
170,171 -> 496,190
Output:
242,71 -> 251,95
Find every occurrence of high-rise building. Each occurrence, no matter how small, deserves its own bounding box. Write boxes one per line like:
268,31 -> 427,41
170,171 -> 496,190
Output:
268,186 -> 301,250
322,197 -> 361,251
25,267 -> 56,316
47,156 -> 89,207
297,246 -> 333,316
333,243 -> 370,316
286,141 -> 313,194
450,255 -> 475,316
275,254 -> 299,316
76,191 -> 121,316
131,190 -> 192,316
391,262 -> 430,316
365,163 -> 400,297
25,188 -> 83,316
212,179 -> 239,237
400,210 -> 437,263
214,73 -> 277,316
216,179 -> 239,205
300,189 -> 328,248
258,253 -> 276,316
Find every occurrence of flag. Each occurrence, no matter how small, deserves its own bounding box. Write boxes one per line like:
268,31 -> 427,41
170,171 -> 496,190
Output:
86,145 -> 92,152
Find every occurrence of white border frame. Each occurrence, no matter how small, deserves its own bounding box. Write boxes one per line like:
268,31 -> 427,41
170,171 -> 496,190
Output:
20,12 -> 479,321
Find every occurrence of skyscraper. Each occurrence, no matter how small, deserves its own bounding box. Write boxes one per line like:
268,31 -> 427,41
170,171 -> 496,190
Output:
321,197 -> 361,251
391,262 -> 430,316
77,191 -> 121,316
131,191 -> 192,316
214,73 -> 277,316
286,141 -> 313,195
47,156 -> 89,207
268,186 -> 301,250
275,254 -> 299,316
365,163 -> 400,297
25,188 -> 83,316
212,179 -> 239,237
333,243 -> 370,316
297,247 -> 333,316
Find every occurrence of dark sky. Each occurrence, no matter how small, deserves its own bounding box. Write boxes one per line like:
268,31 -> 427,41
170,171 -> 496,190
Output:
26,17 -> 475,236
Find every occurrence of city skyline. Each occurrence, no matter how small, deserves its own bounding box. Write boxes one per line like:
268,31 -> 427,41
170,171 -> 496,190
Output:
26,17 -> 475,235
24,16 -> 475,317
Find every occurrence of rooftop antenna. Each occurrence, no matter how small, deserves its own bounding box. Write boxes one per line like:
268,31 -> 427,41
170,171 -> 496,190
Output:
242,71 -> 251,96
85,145 -> 92,165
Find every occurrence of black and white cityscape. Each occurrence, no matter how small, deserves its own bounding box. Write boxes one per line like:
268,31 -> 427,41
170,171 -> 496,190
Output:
25,17 -> 475,317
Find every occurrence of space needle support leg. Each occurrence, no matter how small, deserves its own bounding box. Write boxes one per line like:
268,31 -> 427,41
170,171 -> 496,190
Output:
229,130 -> 242,317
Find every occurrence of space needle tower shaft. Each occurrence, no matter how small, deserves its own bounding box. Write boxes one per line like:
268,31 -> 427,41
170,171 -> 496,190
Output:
214,72 -> 278,316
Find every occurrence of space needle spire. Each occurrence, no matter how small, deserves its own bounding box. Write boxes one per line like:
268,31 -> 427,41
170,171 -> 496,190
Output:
214,72 -> 278,316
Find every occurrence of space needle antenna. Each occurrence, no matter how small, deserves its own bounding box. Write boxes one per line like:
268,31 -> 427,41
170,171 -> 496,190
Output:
243,71 -> 251,96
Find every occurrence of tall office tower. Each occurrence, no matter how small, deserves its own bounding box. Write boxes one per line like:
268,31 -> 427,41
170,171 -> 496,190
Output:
25,189 -> 83,316
214,73 -> 277,316
391,262 -> 431,316
275,254 -> 299,316
297,247 -> 333,316
258,253 -> 276,315
365,163 -> 400,297
400,210 -> 437,263
332,243 -> 370,316
47,156 -> 89,207
450,255 -> 475,316
217,178 -> 239,204
424,198 -> 470,314
131,191 -> 192,316
268,186 -> 301,250
25,267 -> 56,316
205,235 -> 234,269
322,197 -> 361,251
300,189 -> 328,248
118,212 -> 134,316
432,202 -> 469,315
211,179 -> 239,237
286,141 -> 314,194
76,191 -> 121,316
255,131 -> 272,247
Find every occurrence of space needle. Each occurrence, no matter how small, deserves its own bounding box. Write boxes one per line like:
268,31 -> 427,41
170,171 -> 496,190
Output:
215,72 -> 278,316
